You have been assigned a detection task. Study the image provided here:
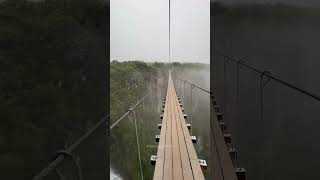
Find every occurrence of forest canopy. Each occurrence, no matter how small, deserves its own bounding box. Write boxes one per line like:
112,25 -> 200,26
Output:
0,0 -> 108,179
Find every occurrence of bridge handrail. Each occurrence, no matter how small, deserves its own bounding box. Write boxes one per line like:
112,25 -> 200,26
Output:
33,92 -> 149,180
32,114 -> 109,180
179,79 -> 211,94
110,92 -> 149,130
213,48 -> 320,102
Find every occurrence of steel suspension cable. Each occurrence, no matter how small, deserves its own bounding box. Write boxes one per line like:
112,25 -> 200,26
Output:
236,61 -> 239,120
179,78 -> 227,178
128,109 -> 144,180
223,56 -> 227,128
110,92 -> 150,180
110,92 -> 149,130
33,114 -> 109,180
183,81 -> 186,102
179,78 -> 182,95
213,48 -> 320,102
34,92 -> 149,179
180,79 -> 210,94
168,0 -> 171,67
190,84 -> 194,134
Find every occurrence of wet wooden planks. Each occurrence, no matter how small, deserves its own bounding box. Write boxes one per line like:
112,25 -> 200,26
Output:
209,103 -> 238,180
153,73 -> 205,180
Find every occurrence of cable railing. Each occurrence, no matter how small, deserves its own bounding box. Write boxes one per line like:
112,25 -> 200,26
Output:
177,78 -> 246,180
212,49 -> 320,180
110,92 -> 149,180
213,48 -> 320,102
32,114 -> 109,180
33,92 -> 150,180
180,79 -> 211,94
178,79 -> 210,135
110,92 -> 149,130
213,48 -> 320,135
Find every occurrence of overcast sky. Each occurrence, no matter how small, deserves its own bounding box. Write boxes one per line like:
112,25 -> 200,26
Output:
110,0 -> 210,64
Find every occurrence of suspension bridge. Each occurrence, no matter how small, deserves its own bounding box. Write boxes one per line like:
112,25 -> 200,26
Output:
31,68 -> 245,180
152,72 -> 205,180
30,0 -> 320,179
31,58 -> 320,180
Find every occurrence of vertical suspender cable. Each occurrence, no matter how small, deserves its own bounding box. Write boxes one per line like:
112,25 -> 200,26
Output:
190,85 -> 194,134
260,74 -> 264,124
168,0 -> 171,68
214,49 -> 320,102
223,57 -> 227,123
128,109 -> 144,180
259,71 -> 270,180
183,82 -> 186,103
236,62 -> 239,119
259,73 -> 264,180
180,79 -> 182,95
236,61 -> 240,168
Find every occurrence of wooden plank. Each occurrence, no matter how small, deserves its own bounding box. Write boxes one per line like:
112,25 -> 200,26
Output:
153,158 -> 164,180
153,77 -> 170,180
154,73 -> 205,180
190,159 -> 205,180
157,89 -> 169,158
163,81 -> 173,180
210,105 -> 238,180
173,94 -> 194,180
171,86 -> 184,180
172,79 -> 205,180
175,99 -> 198,160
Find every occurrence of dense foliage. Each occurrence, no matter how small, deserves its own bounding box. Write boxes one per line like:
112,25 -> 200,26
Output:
110,61 -> 167,179
0,0 -> 108,179
110,61 -> 210,179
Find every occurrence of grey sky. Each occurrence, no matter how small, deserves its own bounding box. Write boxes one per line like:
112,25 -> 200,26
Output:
110,0 -> 210,64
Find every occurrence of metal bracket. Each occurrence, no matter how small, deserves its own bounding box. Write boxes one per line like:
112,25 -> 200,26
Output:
261,71 -> 271,87
127,109 -> 135,123
191,136 -> 197,143
199,159 -> 207,170
155,135 -> 160,142
150,155 -> 157,165
183,114 -> 187,119
55,150 -> 83,180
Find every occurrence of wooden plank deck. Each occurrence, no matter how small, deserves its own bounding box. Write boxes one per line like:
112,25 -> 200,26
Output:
153,72 -> 205,180
209,102 -> 238,180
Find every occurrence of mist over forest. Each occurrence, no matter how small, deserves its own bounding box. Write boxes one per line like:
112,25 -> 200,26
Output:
212,2 -> 320,180
1,0 -> 319,179
110,61 -> 210,179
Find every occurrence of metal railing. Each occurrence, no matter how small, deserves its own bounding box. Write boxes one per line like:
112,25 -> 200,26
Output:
177,78 -> 243,179
213,48 -> 320,102
212,49 -> 320,180
33,92 -> 150,180
32,115 -> 109,180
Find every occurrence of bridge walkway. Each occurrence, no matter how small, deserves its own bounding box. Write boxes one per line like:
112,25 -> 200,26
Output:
153,72 -> 205,180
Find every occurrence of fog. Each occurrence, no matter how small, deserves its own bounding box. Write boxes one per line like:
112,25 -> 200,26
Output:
171,65 -> 211,177
110,0 -> 210,63
110,167 -> 122,180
